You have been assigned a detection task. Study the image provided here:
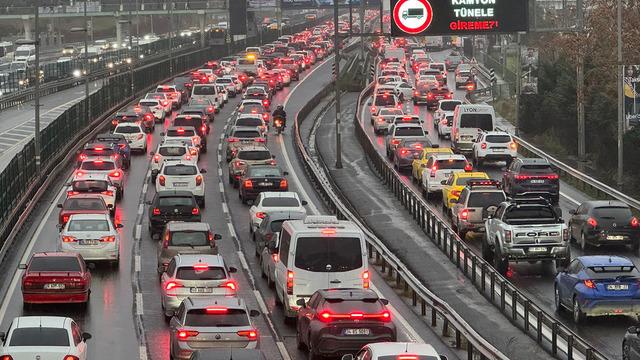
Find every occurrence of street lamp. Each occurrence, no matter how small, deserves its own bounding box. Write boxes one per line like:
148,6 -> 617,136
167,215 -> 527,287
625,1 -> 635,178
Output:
70,0 -> 90,122
118,17 -> 135,97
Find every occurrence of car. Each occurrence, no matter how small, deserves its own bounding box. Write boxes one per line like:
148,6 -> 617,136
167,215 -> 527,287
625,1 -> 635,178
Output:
20,252 -> 91,307
272,69 -> 291,86
191,84 -> 222,113
238,99 -> 270,122
451,104 -> 495,154
66,175 -> 117,212
554,256 -> 640,323
75,158 -> 125,199
441,171 -> 490,212
249,191 -> 307,234
138,98 -> 167,122
420,154 -> 470,199
450,180 -> 506,238
109,110 -> 144,130
58,213 -> 122,264
172,114 -> 209,152
168,297 -> 260,359
412,82 -> 436,104
257,211 -> 307,281
0,316 -> 91,360
225,74 -> 245,92
77,141 -> 124,169
296,288 -> 396,359
569,200 -> 640,252
113,122 -> 147,153
156,84 -> 183,108
229,145 -> 274,187
157,221 -> 221,273
445,51 -> 464,70
94,133 -> 131,168
455,64 -> 474,88
188,349 -> 266,360
243,86 -> 270,102
239,165 -> 289,205
185,99 -> 216,122
434,99 -> 462,127
161,254 -> 238,319
372,108 -> 404,135
156,160 -> 206,207
344,342 -> 448,360
385,123 -> 427,160
472,131 -> 517,167
370,93 -> 400,117
148,190 -> 202,238
179,107 -> 212,128
58,193 -> 112,224
502,158 -> 559,204
392,138 -> 430,171
411,146 -> 454,183
145,92 -> 173,114
130,105 -> 157,133
164,126 -> 202,150
388,81 -> 414,101
226,126 -> 267,162
151,142 -> 198,182
215,84 -> 229,103
233,114 -> 267,135
424,85 -> 453,108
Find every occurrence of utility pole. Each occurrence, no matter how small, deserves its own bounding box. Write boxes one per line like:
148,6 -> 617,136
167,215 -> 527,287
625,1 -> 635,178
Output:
576,0 -> 585,162
359,0 -> 364,59
334,0 -> 342,169
514,34 -> 521,136
34,3 -> 41,171
168,1 -> 174,75
617,0 -> 624,187
379,0 -> 383,33
83,0 -> 89,122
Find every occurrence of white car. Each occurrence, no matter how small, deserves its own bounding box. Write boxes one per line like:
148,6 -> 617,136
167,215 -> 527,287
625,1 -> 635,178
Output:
155,160 -> 206,207
372,107 -> 404,135
249,192 -> 308,233
388,81 -> 414,101
163,126 -> 201,149
434,99 -> 462,127
155,84 -> 182,108
216,77 -> 237,97
113,123 -> 147,153
215,84 -> 229,103
151,142 -> 198,181
225,74 -> 244,92
59,213 -> 122,263
192,84 -> 222,112
273,69 -> 291,86
472,131 -> 517,166
75,157 -> 124,198
345,342 -> 445,360
144,92 -> 172,114
0,316 -> 91,360
234,114 -> 267,135
138,98 -> 166,122
420,153 -> 469,200
437,112 -> 454,138
67,174 -> 117,211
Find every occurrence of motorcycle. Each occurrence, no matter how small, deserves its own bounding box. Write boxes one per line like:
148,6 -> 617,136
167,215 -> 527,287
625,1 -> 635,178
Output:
274,116 -> 285,135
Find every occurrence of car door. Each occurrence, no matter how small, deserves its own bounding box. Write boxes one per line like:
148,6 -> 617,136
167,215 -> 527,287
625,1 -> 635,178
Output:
569,204 -> 585,240
558,260 -> 582,306
503,161 -> 519,193
298,292 -> 320,341
169,303 -> 186,352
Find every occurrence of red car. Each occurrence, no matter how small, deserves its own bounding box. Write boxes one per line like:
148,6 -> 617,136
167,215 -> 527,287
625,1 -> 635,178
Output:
58,193 -> 112,224
20,252 -> 92,307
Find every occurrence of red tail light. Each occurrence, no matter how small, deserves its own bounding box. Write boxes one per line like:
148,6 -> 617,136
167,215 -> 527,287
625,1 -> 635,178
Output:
62,236 -> 77,243
109,170 -> 122,178
154,154 -> 160,163
460,209 -> 469,221
427,93 -> 434,99
280,179 -> 288,189
201,125 -> 207,133
192,208 -> 200,215
414,91 -> 419,96
464,164 -> 473,172
102,190 -> 113,197
256,212 -> 267,219
399,148 -> 410,156
445,93 -> 452,99
64,356 -> 80,360
158,175 -> 166,186
145,114 -> 153,121
205,306 -> 228,313
195,175 -> 203,186
466,83 -> 475,91
161,100 -> 168,106
480,143 -> 487,150
153,208 -> 161,216
583,279 -> 596,289
451,190 -> 461,197
263,99 -> 270,107
363,270 -> 370,288
244,180 -> 253,189
190,148 -> 198,155
62,215 -> 70,224
397,356 -> 419,360
207,106 -> 214,113
255,137 -> 266,143
237,330 -> 258,340
286,270 -> 294,294
100,235 -> 116,242
262,113 -> 268,120
220,281 -> 237,291
391,139 -> 400,145
0,356 -> 14,360
75,171 -> 84,177
587,217 -> 598,228
632,217 -> 639,228
177,330 -> 199,341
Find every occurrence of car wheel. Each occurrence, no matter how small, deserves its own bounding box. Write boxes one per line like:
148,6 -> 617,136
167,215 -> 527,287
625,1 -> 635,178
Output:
260,254 -> 267,278
296,330 -> 306,350
573,297 -> 585,324
494,248 -> 509,276
623,341 -> 631,360
554,285 -> 564,313
482,237 -> 494,263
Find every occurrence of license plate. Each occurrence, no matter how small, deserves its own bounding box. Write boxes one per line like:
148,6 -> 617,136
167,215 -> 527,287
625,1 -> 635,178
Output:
493,149 -> 504,153
343,328 -> 370,336
79,239 -> 99,245
190,287 -> 213,293
530,179 -> 545,184
44,283 -> 65,290
607,235 -> 625,240
173,182 -> 188,187
529,247 -> 547,252
258,182 -> 272,187
607,284 -> 629,291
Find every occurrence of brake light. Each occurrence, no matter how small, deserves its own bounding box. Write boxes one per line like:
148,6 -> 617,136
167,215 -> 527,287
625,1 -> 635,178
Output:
451,190 -> 461,197
466,83 -> 475,91
280,179 -> 288,189
101,190 -> 113,197
414,91 -> 419,96
464,164 -> 473,172
391,139 -> 400,145
177,330 -> 199,341
162,100 -> 168,106
207,106 -> 214,113
587,217 -> 598,228
158,175 -> 166,186
286,270 -> 294,294
205,307 -> 228,313
243,180 -> 253,189
445,93 -> 452,99
480,143 -> 487,150
399,148 -> 410,156
190,148 -> 198,155
220,281 -> 237,291
262,113 -> 268,120
153,208 -> 161,216
62,215 -> 70,223
195,175 -> 203,186
63,356 -> 80,360
263,99 -> 270,106
109,170 -> 122,178
632,217 -> 639,228
460,209 -> 469,221
192,207 -> 200,215
100,235 -> 116,242
177,128 -> 185,134
397,356 -> 419,360
256,212 -> 266,219
583,279 -> 596,289
255,137 -> 266,143
154,154 -> 160,163
427,93 -> 434,99
0,356 -> 14,360
363,270 -> 370,288
371,106 -> 377,113
237,330 -> 258,340
62,236 -> 77,243
430,164 -> 438,177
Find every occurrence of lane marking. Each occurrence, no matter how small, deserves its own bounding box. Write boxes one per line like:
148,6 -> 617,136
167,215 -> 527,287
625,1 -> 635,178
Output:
142,183 -> 148,196
137,203 -> 144,216
134,224 -> 142,240
135,255 -> 141,272
136,293 -> 144,315
253,289 -> 270,315
139,346 -> 148,360
222,202 -> 229,214
276,341 -> 292,360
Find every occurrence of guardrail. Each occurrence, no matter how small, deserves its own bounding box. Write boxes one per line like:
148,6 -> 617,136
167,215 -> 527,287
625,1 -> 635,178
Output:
349,74 -> 607,359
291,51 -> 510,360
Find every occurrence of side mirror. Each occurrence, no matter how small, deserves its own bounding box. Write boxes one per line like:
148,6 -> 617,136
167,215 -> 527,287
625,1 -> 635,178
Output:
569,209 -> 576,215
439,356 -> 448,360
296,298 -> 306,307
116,223 -> 124,228
283,171 -> 289,176
82,332 -> 92,341
341,355 -> 354,360
249,309 -> 260,317
272,155 -> 276,159
301,200 -> 308,206
380,299 -> 389,305
200,169 -> 207,173
149,151 -> 155,156
160,132 -> 165,136
56,203 -> 63,208
214,234 -> 222,240
108,204 -> 114,209
440,180 -> 447,185
18,264 -> 27,270
228,266 -> 238,273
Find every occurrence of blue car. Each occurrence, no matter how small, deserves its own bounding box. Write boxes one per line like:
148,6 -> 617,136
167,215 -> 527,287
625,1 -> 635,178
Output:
95,133 -> 131,169
554,255 -> 640,323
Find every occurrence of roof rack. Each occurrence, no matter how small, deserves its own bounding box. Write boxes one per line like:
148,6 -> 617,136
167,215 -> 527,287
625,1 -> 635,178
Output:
303,215 -> 339,225
467,180 -> 501,189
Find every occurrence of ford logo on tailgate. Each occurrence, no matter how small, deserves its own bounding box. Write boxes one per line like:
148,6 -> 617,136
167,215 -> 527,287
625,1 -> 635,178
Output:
515,231 -> 560,237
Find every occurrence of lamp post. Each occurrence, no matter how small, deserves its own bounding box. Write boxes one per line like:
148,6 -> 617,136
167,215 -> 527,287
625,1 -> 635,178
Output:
118,17 -> 134,97
70,1 -> 90,122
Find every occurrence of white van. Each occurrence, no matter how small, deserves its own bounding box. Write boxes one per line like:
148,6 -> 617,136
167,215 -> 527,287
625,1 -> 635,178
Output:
451,104 -> 495,154
274,216 -> 369,320
14,45 -> 35,63
191,84 -> 222,112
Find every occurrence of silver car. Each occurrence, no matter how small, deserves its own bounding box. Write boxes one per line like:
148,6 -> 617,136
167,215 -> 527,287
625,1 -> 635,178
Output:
58,213 -> 122,264
169,297 -> 260,359
161,254 -> 238,319
157,222 -> 221,273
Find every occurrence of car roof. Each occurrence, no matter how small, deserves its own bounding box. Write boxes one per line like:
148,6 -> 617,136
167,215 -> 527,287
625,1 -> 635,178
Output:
13,316 -> 70,329
367,342 -> 440,357
191,349 -> 265,360
483,131 -> 511,136
174,253 -> 225,267
261,191 -> 298,199
238,145 -> 269,152
32,251 -> 80,258
584,200 -> 629,208
264,210 -> 306,222
166,221 -> 210,231
185,296 -> 247,310
519,158 -> 550,165
68,213 -> 110,220
454,172 -> 488,179
84,141 -> 115,149
232,126 -> 261,132
237,114 -> 263,120
73,173 -> 110,181
430,153 -> 467,160
578,255 -> 634,267
393,123 -> 423,128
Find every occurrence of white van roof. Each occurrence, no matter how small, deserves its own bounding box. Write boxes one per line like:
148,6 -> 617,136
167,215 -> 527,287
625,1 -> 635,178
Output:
284,216 -> 363,236
457,104 -> 494,113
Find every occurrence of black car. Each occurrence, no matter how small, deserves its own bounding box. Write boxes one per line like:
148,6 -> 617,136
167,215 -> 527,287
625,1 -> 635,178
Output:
569,200 -> 640,251
180,106 -> 211,124
110,110 -> 144,129
189,349 -> 266,360
94,133 -> 131,169
238,165 -> 288,205
172,114 -> 209,152
147,190 -> 201,238
296,288 -> 397,359
624,326 -> 640,360
187,99 -> 216,122
502,158 -> 560,204
253,211 -> 306,256
425,86 -> 452,108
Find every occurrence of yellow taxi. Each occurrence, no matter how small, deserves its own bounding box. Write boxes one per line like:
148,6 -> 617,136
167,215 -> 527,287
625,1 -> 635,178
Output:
441,171 -> 490,211
411,146 -> 454,182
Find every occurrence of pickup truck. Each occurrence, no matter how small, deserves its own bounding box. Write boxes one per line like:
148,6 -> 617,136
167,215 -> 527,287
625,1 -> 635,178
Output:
483,198 -> 570,275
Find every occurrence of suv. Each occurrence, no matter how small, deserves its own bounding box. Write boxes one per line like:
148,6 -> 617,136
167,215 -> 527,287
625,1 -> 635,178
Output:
172,114 -> 209,152
296,288 -> 397,360
147,190 -> 202,238
157,222 -> 221,273
502,158 -> 559,204
385,123 -> 427,160
451,180 -> 506,239
94,133 -> 131,168
229,145 -> 274,186
472,131 -> 517,167
420,153 -> 469,199
156,160 -> 206,208
78,141 -> 122,168
151,142 -> 197,182
484,197 -> 570,275
226,126 -> 267,161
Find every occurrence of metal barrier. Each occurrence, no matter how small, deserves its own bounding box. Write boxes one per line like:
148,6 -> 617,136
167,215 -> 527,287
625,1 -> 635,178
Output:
291,52 -> 510,360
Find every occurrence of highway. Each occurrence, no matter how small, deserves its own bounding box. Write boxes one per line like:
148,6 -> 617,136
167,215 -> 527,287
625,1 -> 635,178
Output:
0,41 -> 461,360
351,48 -> 630,359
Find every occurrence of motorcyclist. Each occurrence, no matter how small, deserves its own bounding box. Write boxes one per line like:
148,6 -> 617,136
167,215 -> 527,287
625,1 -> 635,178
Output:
272,105 -> 287,128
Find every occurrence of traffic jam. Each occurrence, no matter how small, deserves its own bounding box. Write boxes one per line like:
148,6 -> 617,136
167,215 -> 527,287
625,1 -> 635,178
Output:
366,35 -> 640,331
0,17 -> 448,360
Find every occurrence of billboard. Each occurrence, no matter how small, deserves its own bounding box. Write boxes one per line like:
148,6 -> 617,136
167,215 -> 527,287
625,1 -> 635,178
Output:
625,65 -> 640,129
249,0 -> 277,8
521,47 -> 538,95
390,0 -> 529,36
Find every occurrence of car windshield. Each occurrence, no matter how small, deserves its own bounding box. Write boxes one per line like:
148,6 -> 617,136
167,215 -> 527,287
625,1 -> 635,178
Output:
68,219 -> 110,231
262,197 -> 299,207
486,135 -> 511,143
115,126 -> 141,134
164,165 -> 197,176
189,99 -> 212,106
295,237 -> 362,272
64,198 -> 106,211
193,86 -> 216,95
29,256 -> 81,272
169,231 -> 209,246
72,180 -> 109,192
167,129 -> 196,136
324,299 -> 385,314
459,114 -> 493,131
436,159 -> 467,169
238,151 -> 271,161
440,101 -> 461,111
504,206 -> 557,224
158,196 -> 193,207
585,265 -> 640,280
248,167 -> 281,177
81,161 -> 115,171
159,147 -> 186,156
185,309 -> 249,327
9,328 -> 70,347
236,118 -> 263,127
233,130 -> 261,138
467,192 -> 506,208
593,206 -> 633,220
176,266 -> 226,280
241,105 -> 263,114
394,127 -> 424,136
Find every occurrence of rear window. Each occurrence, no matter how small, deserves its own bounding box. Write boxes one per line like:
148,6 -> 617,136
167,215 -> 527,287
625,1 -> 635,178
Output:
586,266 -> 640,280
114,114 -> 140,121
248,167 -> 281,177
324,299 -> 384,314
29,256 -> 81,272
68,219 -> 109,231
294,237 -> 362,272
81,161 -> 115,171
430,64 -> 445,71
238,59 -> 255,65
486,135 -> 511,143
592,206 -> 633,220
459,114 -> 493,131
467,192 -> 506,208
435,159 -> 467,169
63,198 -> 106,211
176,266 -> 226,280
115,126 -> 141,134
185,309 -> 249,327
167,129 -> 196,137
504,206 -> 557,224
520,164 -> 553,173
238,150 -> 271,161
374,95 -> 396,106
139,100 -> 159,107
158,196 -> 194,207
169,231 -> 209,247
174,118 -> 200,127
379,109 -> 403,116
240,105 -> 263,114
440,101 -> 461,111
262,197 -> 299,207
164,165 -> 197,176
236,118 -> 263,127
233,130 -> 261,138
84,148 -> 115,157
394,127 -> 424,136
72,180 -> 109,192
216,78 -> 232,84
159,147 -> 186,156
156,87 -> 175,93
193,86 -> 216,95
9,328 -> 70,347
